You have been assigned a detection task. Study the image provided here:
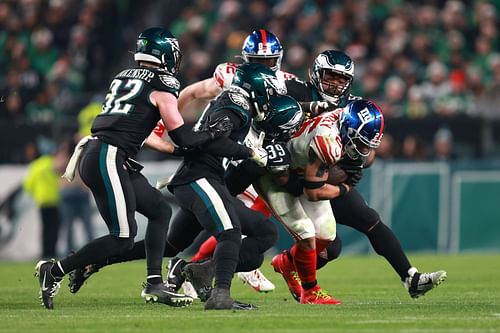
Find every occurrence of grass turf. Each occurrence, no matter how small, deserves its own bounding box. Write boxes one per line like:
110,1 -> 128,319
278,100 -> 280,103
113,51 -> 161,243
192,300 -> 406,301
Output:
1,254 -> 499,333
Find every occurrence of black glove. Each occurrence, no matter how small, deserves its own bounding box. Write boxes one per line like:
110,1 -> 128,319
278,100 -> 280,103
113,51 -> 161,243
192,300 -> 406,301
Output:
264,142 -> 291,172
337,157 -> 364,186
344,168 -> 363,186
299,101 -> 336,119
203,115 -> 233,139
171,146 -> 194,157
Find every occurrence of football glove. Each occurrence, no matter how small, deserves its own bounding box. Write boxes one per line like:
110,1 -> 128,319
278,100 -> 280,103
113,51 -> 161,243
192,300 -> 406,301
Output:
202,115 -> 233,139
337,157 -> 364,186
299,101 -> 336,119
249,147 -> 268,167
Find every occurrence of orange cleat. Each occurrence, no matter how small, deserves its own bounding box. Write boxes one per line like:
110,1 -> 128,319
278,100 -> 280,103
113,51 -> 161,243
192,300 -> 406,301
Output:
271,251 -> 302,302
300,285 -> 342,305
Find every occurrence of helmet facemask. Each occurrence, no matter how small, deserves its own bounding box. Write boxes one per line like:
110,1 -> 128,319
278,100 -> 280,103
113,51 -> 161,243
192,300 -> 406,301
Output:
243,53 -> 283,71
316,69 -> 352,105
241,29 -> 283,71
310,51 -> 354,106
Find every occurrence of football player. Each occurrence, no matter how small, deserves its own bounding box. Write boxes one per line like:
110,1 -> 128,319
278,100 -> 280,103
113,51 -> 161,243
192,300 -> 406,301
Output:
34,27 -> 232,310
278,50 -> 447,300
164,29 -> 296,294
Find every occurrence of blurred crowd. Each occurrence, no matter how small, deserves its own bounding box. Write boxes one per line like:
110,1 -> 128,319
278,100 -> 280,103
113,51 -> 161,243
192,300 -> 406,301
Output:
1,0 -> 499,163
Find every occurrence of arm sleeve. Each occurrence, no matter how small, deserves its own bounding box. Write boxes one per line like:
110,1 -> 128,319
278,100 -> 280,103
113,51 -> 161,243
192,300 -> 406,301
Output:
168,123 -> 214,147
202,109 -> 252,159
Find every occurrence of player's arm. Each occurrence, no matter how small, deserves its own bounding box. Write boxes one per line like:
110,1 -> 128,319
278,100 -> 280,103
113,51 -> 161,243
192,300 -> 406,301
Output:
143,131 -> 176,154
151,90 -> 229,147
303,150 -> 350,201
177,78 -> 222,112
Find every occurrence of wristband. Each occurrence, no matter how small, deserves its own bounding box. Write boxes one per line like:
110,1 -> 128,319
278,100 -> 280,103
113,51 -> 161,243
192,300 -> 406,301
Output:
338,183 -> 348,197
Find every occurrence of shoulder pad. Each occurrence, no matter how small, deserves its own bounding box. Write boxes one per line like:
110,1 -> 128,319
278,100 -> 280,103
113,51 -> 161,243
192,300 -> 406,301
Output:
310,134 -> 342,166
150,70 -> 180,97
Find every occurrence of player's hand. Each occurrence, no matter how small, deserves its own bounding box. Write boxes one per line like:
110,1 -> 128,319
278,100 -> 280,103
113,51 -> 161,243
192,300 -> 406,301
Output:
338,157 -> 364,186
299,101 -> 336,119
344,169 -> 363,186
265,142 -> 291,172
205,115 -> 233,139
171,146 -> 194,156
250,147 -> 268,167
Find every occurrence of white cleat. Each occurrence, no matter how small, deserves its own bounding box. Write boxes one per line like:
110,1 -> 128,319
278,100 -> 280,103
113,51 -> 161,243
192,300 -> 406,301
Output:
404,270 -> 447,298
237,269 -> 275,293
182,281 -> 199,299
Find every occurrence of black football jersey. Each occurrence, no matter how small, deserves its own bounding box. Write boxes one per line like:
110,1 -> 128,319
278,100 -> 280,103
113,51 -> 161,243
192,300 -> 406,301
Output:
91,66 -> 180,156
168,90 -> 254,186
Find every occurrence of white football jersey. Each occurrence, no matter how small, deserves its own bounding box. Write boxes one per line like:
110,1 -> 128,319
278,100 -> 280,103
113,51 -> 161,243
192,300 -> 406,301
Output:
213,62 -> 295,92
288,109 -> 344,171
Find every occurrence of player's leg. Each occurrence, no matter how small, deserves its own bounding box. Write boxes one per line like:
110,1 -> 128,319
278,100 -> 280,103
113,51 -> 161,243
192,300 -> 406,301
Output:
299,197 -> 341,304
37,141 -> 136,309
330,188 -> 446,297
175,178 -> 255,309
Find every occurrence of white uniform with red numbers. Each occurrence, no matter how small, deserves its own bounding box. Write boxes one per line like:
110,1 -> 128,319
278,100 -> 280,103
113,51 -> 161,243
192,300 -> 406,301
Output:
257,110 -> 343,241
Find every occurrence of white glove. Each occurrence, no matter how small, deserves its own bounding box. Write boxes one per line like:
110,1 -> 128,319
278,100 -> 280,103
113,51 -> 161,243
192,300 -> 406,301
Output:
250,147 -> 268,167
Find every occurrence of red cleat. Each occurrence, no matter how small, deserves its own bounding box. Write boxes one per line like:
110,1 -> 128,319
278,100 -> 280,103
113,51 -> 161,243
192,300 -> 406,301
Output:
300,285 -> 342,305
271,251 -> 302,302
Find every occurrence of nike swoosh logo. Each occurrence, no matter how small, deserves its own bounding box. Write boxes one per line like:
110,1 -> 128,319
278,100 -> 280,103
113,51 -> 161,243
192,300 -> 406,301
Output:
168,260 -> 182,280
273,158 -> 284,163
41,272 -> 48,291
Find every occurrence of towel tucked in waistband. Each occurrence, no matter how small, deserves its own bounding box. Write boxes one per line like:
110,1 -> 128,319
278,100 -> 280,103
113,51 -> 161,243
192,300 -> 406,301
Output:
61,136 -> 94,182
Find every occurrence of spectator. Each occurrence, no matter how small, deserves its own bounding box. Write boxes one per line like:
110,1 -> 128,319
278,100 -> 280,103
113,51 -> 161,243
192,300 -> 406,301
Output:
432,127 -> 457,161
23,144 -> 69,258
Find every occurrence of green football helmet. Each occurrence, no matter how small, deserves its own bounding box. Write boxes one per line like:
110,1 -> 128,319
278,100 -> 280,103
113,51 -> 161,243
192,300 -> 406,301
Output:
253,95 -> 304,142
231,62 -> 286,121
309,50 -> 354,106
134,27 -> 182,76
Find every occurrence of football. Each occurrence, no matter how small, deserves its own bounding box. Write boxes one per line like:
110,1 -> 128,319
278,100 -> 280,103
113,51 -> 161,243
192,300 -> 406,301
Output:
326,165 -> 348,185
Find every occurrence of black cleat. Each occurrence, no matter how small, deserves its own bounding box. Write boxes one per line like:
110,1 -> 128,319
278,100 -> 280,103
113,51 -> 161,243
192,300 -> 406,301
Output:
35,260 -> 63,310
204,288 -> 257,310
68,264 -> 99,294
141,282 -> 193,307
166,257 -> 187,292
404,270 -> 447,298
182,259 -> 215,302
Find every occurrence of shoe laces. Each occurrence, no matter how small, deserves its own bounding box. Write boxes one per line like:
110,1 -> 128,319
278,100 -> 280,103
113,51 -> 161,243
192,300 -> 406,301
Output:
48,278 -> 63,297
291,271 -> 301,283
312,288 -> 331,300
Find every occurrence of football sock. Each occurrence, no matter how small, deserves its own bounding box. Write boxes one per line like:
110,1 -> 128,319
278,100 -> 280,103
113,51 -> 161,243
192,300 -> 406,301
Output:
191,236 -> 217,262
59,235 -> 134,274
147,275 -> 163,285
367,222 -> 412,280
213,229 -> 241,289
144,218 -> 168,279
291,244 -> 317,289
